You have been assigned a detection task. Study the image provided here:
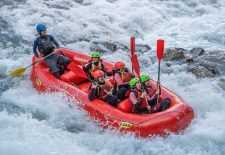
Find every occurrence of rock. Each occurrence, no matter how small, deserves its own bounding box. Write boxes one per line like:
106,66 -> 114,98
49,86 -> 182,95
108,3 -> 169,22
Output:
135,44 -> 151,54
90,41 -> 151,54
184,48 -> 205,62
187,65 -> 216,78
218,79 -> 225,91
73,0 -> 83,4
196,50 -> 225,75
90,41 -> 118,53
164,48 -> 186,61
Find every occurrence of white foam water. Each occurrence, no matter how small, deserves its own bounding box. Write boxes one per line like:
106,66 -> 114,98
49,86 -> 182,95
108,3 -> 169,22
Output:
0,0 -> 225,154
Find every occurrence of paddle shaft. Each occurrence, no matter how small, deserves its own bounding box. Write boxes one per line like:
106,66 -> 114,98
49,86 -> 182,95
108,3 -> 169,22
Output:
26,52 -> 55,69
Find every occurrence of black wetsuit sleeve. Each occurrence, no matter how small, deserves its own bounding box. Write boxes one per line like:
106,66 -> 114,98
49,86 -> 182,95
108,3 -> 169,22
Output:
49,35 -> 59,48
83,63 -> 92,72
88,88 -> 96,101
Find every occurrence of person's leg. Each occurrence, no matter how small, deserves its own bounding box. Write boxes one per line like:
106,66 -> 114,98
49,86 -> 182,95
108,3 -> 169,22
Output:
114,87 -> 127,100
57,55 -> 71,65
106,96 -> 118,107
148,97 -> 157,107
44,56 -> 61,78
159,98 -> 171,111
134,108 -> 149,114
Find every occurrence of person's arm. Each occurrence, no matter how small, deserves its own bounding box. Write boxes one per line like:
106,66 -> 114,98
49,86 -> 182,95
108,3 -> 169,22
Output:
83,63 -> 91,72
101,63 -> 106,73
88,86 -> 96,101
33,40 -> 39,58
49,35 -> 59,48
129,92 -> 144,112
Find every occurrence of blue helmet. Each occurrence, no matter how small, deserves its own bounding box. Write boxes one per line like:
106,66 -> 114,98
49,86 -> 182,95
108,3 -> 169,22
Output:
36,24 -> 46,32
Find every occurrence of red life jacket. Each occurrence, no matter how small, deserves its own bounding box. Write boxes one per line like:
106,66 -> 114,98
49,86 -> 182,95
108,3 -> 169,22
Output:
96,80 -> 113,101
120,71 -> 132,83
131,89 -> 149,112
114,69 -> 132,90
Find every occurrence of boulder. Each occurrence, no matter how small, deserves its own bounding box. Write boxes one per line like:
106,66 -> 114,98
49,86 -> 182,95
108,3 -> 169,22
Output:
90,41 -> 151,54
164,48 -> 186,61
187,65 -> 216,78
184,48 -> 205,62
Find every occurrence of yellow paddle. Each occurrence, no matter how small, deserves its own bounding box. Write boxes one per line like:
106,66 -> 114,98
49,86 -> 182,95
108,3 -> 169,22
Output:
9,52 -> 55,77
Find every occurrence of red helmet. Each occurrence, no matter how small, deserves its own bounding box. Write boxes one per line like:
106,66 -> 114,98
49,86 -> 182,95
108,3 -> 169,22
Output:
93,70 -> 104,79
115,61 -> 125,70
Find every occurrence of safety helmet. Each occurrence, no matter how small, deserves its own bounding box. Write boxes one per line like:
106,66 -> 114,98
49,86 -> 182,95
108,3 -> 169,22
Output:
36,24 -> 47,32
129,78 -> 140,88
91,51 -> 101,58
115,61 -> 125,70
93,70 -> 104,79
140,75 -> 150,83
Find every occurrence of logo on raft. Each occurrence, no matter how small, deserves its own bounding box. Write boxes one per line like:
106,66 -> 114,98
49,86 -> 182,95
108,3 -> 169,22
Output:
119,122 -> 133,129
36,78 -> 42,86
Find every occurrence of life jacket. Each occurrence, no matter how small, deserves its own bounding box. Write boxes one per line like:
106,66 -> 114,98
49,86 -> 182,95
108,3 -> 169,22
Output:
119,71 -> 132,83
88,61 -> 103,75
130,89 -> 149,112
114,68 -> 132,90
96,80 -> 113,101
37,35 -> 55,56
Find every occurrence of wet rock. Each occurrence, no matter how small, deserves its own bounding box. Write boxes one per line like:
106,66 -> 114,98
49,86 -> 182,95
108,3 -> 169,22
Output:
187,65 -> 216,78
90,41 -> 118,53
73,0 -> 83,4
106,0 -> 118,3
164,48 -> 186,61
218,79 -> 225,91
184,48 -> 205,62
136,44 -> 151,54
196,50 -> 225,75
90,41 -> 151,53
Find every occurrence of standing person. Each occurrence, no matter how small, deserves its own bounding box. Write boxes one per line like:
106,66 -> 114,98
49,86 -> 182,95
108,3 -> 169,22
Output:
88,70 -> 126,107
113,61 -> 133,91
83,51 -> 106,78
33,24 -> 71,78
129,77 -> 170,114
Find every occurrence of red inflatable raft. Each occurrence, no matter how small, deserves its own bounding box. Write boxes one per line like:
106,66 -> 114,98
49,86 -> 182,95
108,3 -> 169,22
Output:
30,48 -> 194,138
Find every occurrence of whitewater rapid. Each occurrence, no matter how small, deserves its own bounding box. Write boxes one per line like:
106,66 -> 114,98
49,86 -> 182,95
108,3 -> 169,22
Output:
0,0 -> 225,155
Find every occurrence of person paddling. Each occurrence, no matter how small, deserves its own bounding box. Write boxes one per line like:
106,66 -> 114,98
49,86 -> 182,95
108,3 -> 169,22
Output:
83,51 -> 106,78
88,70 -> 126,107
33,24 -> 71,78
140,75 -> 170,112
113,61 -> 133,91
129,77 -> 170,114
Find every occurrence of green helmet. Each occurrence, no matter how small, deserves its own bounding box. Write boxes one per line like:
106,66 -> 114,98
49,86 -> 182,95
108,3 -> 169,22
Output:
140,75 -> 150,83
130,78 -> 140,88
91,51 -> 101,58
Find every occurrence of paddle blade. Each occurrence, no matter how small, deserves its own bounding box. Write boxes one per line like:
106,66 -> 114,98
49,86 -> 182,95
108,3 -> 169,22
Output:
9,67 -> 26,77
131,55 -> 140,77
156,39 -> 165,61
130,36 -> 135,56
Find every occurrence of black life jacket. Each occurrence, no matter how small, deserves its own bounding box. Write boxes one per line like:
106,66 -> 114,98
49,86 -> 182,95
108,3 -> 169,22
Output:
37,35 -> 55,56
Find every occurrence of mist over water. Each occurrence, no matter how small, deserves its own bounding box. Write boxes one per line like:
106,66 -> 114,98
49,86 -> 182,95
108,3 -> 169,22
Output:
0,0 -> 225,154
